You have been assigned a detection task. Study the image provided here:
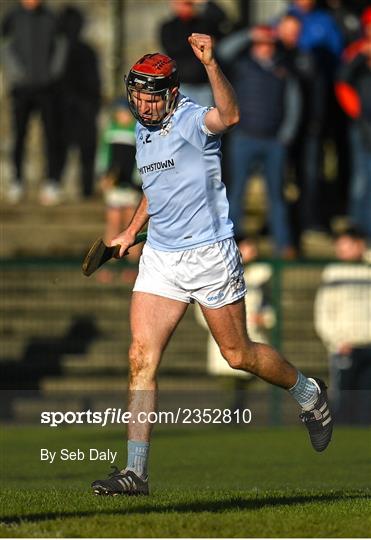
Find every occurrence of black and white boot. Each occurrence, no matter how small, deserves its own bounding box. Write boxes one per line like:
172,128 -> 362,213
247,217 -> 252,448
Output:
299,378 -> 333,452
92,466 -> 149,496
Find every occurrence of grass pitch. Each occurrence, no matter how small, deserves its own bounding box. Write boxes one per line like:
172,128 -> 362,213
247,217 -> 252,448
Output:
0,425 -> 370,537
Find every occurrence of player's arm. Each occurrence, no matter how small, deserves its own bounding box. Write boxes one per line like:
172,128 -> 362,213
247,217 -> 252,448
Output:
188,33 -> 239,134
111,193 -> 149,257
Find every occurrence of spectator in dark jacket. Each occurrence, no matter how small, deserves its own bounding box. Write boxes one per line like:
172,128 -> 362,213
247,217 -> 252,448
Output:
218,25 -> 301,257
1,0 -> 66,204
54,5 -> 101,200
276,14 -> 326,245
160,0 -> 230,106
323,0 -> 360,49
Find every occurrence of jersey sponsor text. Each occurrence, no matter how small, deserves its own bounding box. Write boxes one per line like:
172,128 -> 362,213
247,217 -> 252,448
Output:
139,158 -> 175,175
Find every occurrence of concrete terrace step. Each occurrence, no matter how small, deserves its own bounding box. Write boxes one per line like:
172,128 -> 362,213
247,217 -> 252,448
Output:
1,304 -> 204,330
62,353 -> 206,376
1,296 -> 132,312
0,318 -> 130,338
0,334 -> 206,360
0,201 -> 106,257
0,302 -> 208,363
0,201 -> 105,221
0,317 -> 202,338
1,225 -> 104,257
41,375 -> 219,394
0,268 -> 134,287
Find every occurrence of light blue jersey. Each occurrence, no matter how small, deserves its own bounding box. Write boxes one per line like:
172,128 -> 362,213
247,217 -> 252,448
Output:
135,95 -> 234,251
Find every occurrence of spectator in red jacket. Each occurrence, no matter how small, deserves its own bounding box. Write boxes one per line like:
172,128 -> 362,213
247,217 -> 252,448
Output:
335,12 -> 371,238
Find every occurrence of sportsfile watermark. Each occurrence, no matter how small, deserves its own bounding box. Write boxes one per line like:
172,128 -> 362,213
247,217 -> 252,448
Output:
41,408 -> 253,427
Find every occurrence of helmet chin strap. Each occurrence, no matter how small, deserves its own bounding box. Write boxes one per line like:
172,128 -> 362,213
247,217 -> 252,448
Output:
130,88 -> 179,128
162,91 -> 179,125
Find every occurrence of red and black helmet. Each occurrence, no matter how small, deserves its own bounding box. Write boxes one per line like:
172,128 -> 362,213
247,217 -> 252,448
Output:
125,53 -> 179,127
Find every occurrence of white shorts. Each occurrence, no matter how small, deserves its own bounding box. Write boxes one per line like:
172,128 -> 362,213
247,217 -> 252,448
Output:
133,237 -> 246,309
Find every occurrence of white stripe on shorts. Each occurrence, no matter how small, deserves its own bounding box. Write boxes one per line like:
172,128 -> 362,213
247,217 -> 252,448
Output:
218,236 -> 242,276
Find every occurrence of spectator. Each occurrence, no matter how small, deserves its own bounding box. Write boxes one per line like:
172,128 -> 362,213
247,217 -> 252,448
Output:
324,0 -> 361,48
314,227 -> 371,425
218,25 -> 301,257
342,6 -> 371,62
335,37 -> 371,238
160,0 -> 229,106
286,0 -> 347,228
276,14 -> 326,244
1,0 -> 66,204
287,0 -> 343,66
96,99 -> 142,283
54,5 -> 101,202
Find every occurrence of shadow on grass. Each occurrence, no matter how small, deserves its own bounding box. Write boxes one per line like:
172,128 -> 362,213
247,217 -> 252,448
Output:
1,492 -> 370,524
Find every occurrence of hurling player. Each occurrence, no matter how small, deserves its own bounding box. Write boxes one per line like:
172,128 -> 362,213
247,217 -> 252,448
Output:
92,33 -> 333,496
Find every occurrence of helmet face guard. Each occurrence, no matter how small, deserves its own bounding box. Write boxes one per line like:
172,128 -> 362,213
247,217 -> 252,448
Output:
125,53 -> 179,127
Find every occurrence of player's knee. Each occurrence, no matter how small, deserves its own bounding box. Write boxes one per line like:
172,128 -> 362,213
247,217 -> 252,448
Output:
220,345 -> 245,370
220,342 -> 257,371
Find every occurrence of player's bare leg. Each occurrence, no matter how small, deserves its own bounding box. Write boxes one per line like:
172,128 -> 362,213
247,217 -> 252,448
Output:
201,298 -> 297,387
92,292 -> 188,495
201,298 -> 333,451
128,291 -> 188,440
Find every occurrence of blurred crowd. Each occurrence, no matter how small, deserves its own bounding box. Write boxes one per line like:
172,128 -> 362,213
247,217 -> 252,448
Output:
1,0 -> 371,255
1,0 -> 100,205
159,0 -> 371,256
